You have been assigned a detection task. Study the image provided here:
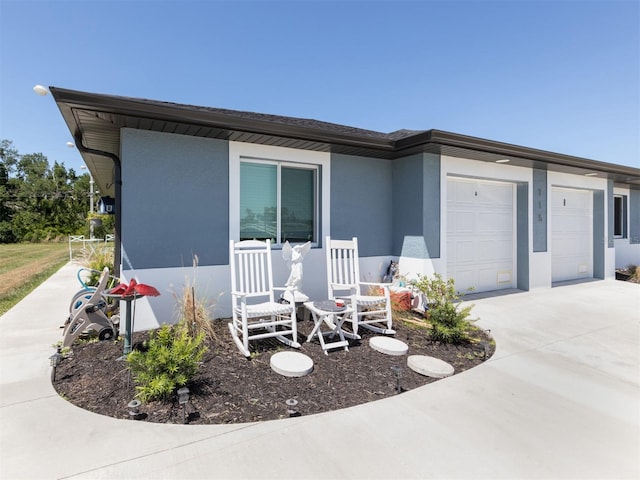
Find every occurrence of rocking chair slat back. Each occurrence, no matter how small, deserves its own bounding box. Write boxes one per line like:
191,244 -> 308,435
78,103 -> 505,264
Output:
326,237 -> 361,295
228,239 -> 300,357
231,239 -> 274,300
325,236 -> 395,336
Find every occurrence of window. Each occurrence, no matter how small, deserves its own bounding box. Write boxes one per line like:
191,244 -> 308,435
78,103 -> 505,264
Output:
614,194 -> 627,238
240,160 -> 317,244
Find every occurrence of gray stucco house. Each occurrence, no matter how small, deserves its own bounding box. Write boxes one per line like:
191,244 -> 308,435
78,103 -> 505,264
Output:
51,87 -> 640,330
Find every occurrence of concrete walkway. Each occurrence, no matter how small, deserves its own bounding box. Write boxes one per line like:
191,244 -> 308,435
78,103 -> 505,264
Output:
1,262 -> 638,479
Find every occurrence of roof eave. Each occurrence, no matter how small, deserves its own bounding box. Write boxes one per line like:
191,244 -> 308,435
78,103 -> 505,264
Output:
49,87 -> 640,189
50,87 -> 396,152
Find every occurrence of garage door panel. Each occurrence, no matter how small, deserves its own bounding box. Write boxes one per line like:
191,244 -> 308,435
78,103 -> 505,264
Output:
478,268 -> 509,291
553,261 -> 590,281
451,270 -> 474,292
478,211 -> 512,232
449,211 -> 475,233
447,177 -> 515,293
478,239 -> 512,262
551,187 -> 592,282
449,181 -> 476,203
454,240 -> 475,262
496,270 -> 513,285
551,237 -> 571,257
554,215 -> 588,234
478,183 -> 513,204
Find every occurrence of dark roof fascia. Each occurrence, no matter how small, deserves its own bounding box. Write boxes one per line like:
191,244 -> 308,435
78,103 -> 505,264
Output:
49,87 -> 396,153
400,129 -> 640,181
51,89 -> 82,142
50,87 -> 640,187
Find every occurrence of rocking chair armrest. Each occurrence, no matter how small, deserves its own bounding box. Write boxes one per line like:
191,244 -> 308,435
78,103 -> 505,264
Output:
230,290 -> 248,299
359,282 -> 392,297
330,283 -> 356,290
272,287 -> 295,303
360,281 -> 392,288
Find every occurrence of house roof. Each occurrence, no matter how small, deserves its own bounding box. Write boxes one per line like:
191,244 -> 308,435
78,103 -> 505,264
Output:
50,87 -> 640,197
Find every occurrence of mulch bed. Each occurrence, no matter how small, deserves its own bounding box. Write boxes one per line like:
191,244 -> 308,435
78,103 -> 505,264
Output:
52,314 -> 494,424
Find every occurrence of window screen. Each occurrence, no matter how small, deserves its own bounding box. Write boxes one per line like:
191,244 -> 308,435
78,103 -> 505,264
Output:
240,161 -> 317,244
240,163 -> 276,241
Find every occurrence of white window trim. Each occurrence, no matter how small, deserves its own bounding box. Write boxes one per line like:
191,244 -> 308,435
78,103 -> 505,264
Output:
613,194 -> 626,239
229,141 -> 331,246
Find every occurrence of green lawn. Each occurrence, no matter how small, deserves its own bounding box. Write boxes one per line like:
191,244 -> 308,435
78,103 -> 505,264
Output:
0,243 -> 70,316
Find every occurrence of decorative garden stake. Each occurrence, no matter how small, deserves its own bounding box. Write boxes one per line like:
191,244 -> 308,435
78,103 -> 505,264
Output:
49,347 -> 62,383
177,387 -> 190,424
285,398 -> 299,417
127,399 -> 141,420
391,365 -> 402,394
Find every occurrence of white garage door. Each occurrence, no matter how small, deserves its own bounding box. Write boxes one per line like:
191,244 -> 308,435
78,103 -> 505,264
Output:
551,187 -> 592,282
447,177 -> 515,293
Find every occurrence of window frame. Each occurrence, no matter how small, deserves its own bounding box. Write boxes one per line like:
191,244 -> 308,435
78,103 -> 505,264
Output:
613,194 -> 627,239
239,158 -> 319,245
229,142 -> 330,249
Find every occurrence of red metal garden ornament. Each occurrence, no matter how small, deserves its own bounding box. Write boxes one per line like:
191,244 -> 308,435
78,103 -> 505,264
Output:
109,279 -> 161,298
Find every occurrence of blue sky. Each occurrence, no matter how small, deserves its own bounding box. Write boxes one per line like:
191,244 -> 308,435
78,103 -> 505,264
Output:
1,0 -> 638,172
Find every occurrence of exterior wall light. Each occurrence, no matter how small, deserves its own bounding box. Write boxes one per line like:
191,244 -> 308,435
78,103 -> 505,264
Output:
33,85 -> 49,96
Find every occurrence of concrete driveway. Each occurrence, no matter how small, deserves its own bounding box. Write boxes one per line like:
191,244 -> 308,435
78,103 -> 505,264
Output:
1,263 -> 638,479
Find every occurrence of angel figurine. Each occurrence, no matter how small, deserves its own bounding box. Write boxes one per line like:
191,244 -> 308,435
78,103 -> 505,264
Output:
282,240 -> 312,301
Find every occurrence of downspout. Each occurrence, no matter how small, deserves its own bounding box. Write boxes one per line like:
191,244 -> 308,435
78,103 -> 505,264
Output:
74,134 -> 123,277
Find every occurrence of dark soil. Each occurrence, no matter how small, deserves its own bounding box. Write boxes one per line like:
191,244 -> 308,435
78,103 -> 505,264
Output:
615,267 -> 639,283
53,314 -> 494,424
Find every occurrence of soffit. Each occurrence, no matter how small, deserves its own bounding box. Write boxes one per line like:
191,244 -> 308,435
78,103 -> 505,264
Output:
51,87 -> 640,196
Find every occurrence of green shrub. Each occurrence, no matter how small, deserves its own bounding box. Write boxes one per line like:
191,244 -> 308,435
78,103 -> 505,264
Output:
412,273 -> 475,344
82,248 -> 115,285
127,322 -> 207,402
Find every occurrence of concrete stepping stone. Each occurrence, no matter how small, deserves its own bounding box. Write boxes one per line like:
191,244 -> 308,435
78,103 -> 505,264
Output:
270,351 -> 314,377
407,355 -> 454,378
369,336 -> 408,356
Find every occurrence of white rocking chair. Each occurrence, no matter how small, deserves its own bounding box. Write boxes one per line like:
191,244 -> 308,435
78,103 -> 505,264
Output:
229,239 -> 300,357
325,236 -> 395,337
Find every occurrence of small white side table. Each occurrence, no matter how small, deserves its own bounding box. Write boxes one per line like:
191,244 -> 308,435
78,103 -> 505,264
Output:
304,301 -> 359,355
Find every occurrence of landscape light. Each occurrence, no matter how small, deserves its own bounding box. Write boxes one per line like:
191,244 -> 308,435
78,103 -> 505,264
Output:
177,387 -> 190,424
127,399 -> 141,420
285,398 -> 299,417
391,365 -> 402,394
49,347 -> 62,382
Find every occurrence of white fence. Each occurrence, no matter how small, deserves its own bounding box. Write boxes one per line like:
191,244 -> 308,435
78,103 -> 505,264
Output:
68,235 -> 114,261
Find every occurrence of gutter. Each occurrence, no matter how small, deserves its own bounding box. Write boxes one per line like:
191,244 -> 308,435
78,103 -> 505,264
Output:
73,134 -> 123,277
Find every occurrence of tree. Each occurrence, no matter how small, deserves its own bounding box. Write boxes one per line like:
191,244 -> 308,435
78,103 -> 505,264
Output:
0,140 -> 20,242
0,139 -> 90,243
